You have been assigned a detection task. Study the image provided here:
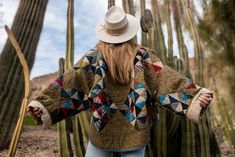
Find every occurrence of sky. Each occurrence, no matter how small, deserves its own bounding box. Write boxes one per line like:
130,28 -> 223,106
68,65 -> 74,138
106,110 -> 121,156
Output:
0,0 -> 200,79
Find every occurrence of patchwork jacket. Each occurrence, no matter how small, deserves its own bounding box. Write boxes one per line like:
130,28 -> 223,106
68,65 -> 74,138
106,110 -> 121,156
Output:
29,47 -> 211,151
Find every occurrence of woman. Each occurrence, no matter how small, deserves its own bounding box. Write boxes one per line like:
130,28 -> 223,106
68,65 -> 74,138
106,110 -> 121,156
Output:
28,6 -> 213,157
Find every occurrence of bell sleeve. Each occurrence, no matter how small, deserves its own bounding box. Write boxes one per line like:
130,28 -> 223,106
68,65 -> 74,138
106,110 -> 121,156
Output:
28,50 -> 98,128
144,51 -> 212,123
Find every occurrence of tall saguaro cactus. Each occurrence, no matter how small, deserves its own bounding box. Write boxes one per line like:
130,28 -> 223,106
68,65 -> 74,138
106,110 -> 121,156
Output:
139,0 -> 220,157
181,0 -> 204,86
58,1 -> 90,157
58,0 -> 76,157
65,0 -> 75,70
151,0 -> 167,64
171,0 -> 192,79
165,0 -> 173,67
58,60 -> 73,157
0,0 -> 48,149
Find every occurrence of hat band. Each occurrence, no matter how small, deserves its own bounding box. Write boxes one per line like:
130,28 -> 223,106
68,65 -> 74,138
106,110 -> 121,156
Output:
105,23 -> 128,36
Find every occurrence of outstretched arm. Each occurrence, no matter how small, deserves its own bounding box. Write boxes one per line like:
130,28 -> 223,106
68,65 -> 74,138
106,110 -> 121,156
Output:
28,50 -> 98,128
144,50 -> 212,123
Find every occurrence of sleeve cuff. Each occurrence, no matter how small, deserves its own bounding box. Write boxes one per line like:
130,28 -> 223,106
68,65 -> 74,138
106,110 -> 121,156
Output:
28,100 -> 52,129
186,88 -> 213,123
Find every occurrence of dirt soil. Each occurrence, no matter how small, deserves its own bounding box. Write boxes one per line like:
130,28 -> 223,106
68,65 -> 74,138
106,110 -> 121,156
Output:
0,126 -> 234,157
0,126 -> 59,157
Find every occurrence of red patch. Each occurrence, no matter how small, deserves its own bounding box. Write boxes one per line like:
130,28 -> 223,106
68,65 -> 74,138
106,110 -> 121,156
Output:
130,106 -> 135,112
98,92 -> 107,103
187,83 -> 196,89
102,117 -> 109,125
91,105 -> 96,112
134,80 -> 138,86
97,108 -> 103,116
151,64 -> 162,72
61,108 -> 70,117
61,98 -> 68,102
55,78 -> 63,86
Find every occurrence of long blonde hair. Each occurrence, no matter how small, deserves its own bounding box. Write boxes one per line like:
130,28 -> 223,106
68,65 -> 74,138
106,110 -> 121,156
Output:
95,40 -> 137,84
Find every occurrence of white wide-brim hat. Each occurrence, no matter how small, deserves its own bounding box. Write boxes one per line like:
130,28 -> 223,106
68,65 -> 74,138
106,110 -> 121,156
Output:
96,6 -> 139,44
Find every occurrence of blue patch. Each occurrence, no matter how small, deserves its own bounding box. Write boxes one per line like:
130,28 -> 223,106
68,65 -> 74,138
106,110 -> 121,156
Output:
159,95 -> 167,104
135,82 -> 144,89
136,102 -> 145,109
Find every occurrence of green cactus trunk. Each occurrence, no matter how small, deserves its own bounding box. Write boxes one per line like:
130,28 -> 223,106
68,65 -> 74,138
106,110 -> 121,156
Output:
57,1 -> 75,156
181,1 -> 220,157
58,1 -> 91,157
151,0 -> 167,64
165,0 -> 173,67
181,0 -> 204,86
122,0 -> 135,16
142,0 -> 220,157
171,0 -> 192,79
154,109 -> 167,157
65,0 -> 74,69
58,58 -> 73,157
122,0 -> 137,44
0,0 -> 48,149
150,1 -> 167,157
213,81 -> 235,148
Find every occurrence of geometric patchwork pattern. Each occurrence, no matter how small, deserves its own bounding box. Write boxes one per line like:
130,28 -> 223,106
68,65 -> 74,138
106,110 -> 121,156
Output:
90,49 -> 154,132
73,49 -> 98,73
156,78 -> 199,117
90,55 -> 117,132
49,73 -> 91,119
91,90 -> 117,132
134,48 -> 164,73
184,77 -> 197,90
48,48 -> 195,132
120,80 -> 148,127
159,89 -> 193,116
88,49 -> 166,131
60,89 -> 91,118
47,50 -> 99,120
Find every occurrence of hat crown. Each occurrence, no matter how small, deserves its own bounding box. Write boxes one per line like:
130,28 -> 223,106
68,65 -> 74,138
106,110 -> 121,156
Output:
105,6 -> 128,30
96,5 -> 139,44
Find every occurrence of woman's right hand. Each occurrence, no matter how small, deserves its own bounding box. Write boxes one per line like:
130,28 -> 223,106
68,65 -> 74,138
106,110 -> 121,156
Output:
27,106 -> 43,124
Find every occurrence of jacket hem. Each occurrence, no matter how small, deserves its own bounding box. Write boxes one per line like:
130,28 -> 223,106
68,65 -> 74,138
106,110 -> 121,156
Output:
89,139 -> 150,152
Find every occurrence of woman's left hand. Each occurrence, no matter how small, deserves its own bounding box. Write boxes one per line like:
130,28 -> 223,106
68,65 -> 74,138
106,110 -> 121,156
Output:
198,93 -> 213,108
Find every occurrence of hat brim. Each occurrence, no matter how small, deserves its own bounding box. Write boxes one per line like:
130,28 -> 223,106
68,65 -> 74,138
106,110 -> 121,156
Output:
96,14 -> 139,44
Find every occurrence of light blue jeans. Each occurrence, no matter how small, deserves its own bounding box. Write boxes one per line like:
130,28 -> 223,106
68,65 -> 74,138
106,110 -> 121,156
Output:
85,141 -> 146,157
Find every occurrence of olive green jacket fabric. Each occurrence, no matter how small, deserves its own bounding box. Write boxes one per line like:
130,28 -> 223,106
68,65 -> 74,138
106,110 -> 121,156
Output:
34,47 -> 203,151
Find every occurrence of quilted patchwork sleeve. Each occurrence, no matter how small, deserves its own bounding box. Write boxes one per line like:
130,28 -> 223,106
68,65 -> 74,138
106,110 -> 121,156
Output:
34,50 -> 98,125
144,51 -> 212,123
